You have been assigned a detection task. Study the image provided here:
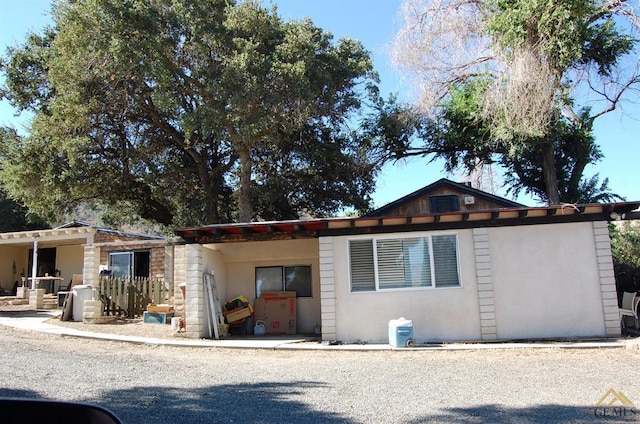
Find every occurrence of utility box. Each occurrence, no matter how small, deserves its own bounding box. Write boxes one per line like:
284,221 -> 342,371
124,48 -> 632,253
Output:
72,285 -> 94,322
389,318 -> 414,348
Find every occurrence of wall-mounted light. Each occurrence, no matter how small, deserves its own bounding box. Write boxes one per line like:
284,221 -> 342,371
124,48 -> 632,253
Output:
609,212 -> 625,221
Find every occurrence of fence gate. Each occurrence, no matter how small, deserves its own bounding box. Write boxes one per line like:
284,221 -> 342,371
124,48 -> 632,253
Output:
99,276 -> 170,318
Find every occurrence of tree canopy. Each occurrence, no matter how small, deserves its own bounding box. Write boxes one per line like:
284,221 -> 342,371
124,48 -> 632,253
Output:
610,222 -> 640,294
0,128 -> 49,232
1,0 -> 381,227
391,0 -> 640,204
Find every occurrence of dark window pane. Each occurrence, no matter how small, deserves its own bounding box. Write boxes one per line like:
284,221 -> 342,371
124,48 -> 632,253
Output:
284,266 -> 312,297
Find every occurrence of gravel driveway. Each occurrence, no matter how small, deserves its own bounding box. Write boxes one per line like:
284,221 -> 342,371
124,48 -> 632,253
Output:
1,321 -> 639,424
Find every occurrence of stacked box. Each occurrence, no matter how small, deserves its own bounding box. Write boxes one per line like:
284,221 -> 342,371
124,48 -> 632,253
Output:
254,291 -> 296,335
147,304 -> 173,313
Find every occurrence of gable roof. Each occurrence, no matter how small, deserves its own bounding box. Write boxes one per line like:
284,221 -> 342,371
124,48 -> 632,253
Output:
365,178 -> 525,217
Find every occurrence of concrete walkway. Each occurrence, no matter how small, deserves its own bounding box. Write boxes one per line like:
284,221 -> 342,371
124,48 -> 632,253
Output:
1,310 -> 639,351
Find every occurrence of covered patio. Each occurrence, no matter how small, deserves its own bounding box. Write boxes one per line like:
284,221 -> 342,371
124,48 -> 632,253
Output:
0,224 -> 93,295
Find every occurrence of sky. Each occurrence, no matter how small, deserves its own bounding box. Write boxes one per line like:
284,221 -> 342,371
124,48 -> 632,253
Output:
1,0 -> 639,209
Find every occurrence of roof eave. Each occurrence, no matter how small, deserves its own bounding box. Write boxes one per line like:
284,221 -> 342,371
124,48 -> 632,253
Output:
175,202 -> 640,244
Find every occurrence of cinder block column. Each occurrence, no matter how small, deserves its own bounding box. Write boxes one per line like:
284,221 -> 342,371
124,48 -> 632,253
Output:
83,299 -> 102,322
29,289 -> 44,309
173,245 -> 186,318
593,221 -> 620,336
319,237 -> 337,341
16,286 -> 29,299
184,244 -> 206,339
473,228 -> 498,340
83,245 -> 100,286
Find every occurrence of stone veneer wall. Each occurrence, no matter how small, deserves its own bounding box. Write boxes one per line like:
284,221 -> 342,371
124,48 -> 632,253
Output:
98,243 -> 167,280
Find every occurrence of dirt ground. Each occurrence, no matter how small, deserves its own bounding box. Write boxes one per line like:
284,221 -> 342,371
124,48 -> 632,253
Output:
0,297 -> 185,340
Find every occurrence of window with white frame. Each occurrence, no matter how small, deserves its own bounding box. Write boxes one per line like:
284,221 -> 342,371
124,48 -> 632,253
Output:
349,234 -> 460,292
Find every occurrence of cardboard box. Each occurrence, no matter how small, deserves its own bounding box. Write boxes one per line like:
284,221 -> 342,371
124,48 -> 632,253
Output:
223,304 -> 254,324
147,304 -> 173,313
254,297 -> 296,318
260,291 -> 296,300
259,316 -> 296,335
254,297 -> 296,335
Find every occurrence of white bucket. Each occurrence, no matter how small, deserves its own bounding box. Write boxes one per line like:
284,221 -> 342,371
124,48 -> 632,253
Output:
171,317 -> 181,331
254,320 -> 266,336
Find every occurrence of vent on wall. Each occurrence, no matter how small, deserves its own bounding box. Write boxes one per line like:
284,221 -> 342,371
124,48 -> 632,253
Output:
464,195 -> 475,205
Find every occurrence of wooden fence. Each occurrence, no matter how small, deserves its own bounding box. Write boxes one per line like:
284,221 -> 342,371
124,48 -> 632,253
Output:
98,276 -> 171,318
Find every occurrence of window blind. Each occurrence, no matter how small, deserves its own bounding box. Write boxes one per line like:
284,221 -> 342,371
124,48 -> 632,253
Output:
349,239 -> 375,292
377,239 -> 405,289
432,235 -> 460,287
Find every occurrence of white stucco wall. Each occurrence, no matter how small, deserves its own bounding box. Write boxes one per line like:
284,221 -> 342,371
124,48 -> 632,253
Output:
329,229 -> 480,343
326,221 -> 613,343
490,222 -> 606,339
203,239 -> 321,334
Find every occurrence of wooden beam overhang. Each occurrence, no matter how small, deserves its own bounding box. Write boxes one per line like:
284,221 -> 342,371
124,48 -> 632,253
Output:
174,202 -> 640,244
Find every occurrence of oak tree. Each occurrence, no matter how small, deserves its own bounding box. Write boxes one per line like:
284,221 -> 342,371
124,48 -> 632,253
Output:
1,0 -> 380,227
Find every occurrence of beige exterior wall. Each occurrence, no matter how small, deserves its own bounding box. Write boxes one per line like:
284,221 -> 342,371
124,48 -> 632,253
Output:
327,229 -> 481,343
201,239 -> 321,334
55,245 -> 84,286
0,246 -> 28,290
1,243 -> 85,291
490,222 -> 607,339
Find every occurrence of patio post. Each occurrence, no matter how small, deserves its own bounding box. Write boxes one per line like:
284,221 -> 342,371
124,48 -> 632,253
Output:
30,237 -> 38,289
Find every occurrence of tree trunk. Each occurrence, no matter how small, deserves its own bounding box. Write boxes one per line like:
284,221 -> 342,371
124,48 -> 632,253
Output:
237,146 -> 254,222
541,141 -> 561,205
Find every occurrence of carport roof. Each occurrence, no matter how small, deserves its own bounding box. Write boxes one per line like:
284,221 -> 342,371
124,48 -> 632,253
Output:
0,225 -> 97,246
0,221 -> 162,247
175,201 -> 640,244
